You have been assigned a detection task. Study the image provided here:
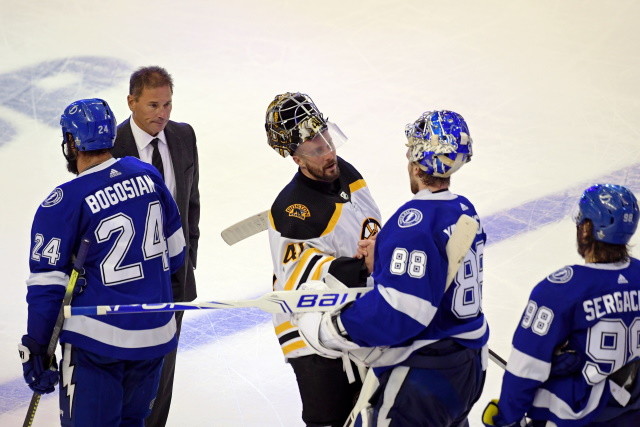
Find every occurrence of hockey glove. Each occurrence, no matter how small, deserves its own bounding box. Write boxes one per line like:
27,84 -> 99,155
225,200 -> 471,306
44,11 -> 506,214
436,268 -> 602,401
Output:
19,335 -> 59,394
482,400 -> 499,426
293,280 -> 360,357
482,399 -> 529,427
73,268 -> 87,296
550,342 -> 584,377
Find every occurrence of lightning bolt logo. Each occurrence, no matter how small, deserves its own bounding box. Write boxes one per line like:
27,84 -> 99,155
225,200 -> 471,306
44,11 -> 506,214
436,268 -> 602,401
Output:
61,343 -> 76,418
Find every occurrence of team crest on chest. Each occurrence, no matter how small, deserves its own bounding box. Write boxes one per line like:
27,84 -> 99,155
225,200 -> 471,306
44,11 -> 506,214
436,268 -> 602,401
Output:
398,208 -> 423,228
286,204 -> 311,220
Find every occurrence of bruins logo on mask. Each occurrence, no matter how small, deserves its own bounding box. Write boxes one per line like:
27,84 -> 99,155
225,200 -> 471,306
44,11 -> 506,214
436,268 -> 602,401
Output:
361,218 -> 381,240
286,204 -> 311,220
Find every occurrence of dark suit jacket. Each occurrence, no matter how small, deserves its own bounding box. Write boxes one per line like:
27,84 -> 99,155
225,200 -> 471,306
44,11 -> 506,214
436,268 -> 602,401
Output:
112,118 -> 200,302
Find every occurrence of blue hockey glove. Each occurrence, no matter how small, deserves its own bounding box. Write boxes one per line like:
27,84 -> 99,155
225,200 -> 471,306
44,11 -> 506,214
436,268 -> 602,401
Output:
550,342 -> 584,377
73,268 -> 87,296
18,335 -> 59,394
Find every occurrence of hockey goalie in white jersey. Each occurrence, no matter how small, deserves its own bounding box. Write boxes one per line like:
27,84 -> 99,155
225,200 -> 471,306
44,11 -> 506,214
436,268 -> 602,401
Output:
265,92 -> 382,426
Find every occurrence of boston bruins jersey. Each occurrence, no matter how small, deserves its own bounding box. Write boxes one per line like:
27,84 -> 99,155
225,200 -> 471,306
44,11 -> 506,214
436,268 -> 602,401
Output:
268,157 -> 381,359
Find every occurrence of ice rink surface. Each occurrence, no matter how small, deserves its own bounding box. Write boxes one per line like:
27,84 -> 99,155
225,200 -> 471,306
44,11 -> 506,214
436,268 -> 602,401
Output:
2,1 -> 640,425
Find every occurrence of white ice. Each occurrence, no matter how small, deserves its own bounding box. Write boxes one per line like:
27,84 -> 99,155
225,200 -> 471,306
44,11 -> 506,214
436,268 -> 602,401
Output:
2,1 -> 640,425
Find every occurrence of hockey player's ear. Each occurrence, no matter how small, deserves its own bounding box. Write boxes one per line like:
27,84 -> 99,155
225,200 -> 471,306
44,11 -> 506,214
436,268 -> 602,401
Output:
409,163 -> 421,178
292,155 -> 304,168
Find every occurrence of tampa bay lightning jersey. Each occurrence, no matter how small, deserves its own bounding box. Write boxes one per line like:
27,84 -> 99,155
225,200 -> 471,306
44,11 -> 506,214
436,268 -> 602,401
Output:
26,156 -> 185,360
498,259 -> 640,425
340,189 -> 488,373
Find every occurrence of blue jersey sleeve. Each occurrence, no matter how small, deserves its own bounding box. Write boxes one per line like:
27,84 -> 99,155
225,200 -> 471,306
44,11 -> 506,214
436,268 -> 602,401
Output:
26,185 -> 83,344
340,195 -> 487,351
497,276 -> 573,423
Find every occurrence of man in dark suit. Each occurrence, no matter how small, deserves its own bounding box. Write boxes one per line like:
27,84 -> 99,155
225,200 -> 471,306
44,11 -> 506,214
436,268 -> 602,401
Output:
111,66 -> 200,427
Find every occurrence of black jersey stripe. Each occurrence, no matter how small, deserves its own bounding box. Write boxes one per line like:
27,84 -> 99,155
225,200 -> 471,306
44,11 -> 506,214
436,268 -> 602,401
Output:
295,254 -> 323,289
278,330 -> 300,345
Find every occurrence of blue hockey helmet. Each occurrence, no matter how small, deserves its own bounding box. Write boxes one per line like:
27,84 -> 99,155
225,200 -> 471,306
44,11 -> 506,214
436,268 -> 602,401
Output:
60,98 -> 116,151
405,110 -> 472,177
575,184 -> 639,244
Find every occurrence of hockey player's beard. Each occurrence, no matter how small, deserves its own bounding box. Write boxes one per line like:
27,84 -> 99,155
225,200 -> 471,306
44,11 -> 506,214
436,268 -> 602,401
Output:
66,157 -> 79,175
305,160 -> 340,182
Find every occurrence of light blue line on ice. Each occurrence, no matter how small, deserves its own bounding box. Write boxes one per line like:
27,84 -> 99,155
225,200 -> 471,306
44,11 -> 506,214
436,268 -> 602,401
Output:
2,163 -> 639,414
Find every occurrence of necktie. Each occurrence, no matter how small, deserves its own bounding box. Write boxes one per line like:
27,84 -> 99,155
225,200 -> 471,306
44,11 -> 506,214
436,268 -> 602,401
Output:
150,138 -> 165,180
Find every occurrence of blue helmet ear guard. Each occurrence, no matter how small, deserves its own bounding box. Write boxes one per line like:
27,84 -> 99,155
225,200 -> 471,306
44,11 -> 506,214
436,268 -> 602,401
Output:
576,184 -> 639,244
60,98 -> 117,151
405,110 -> 473,177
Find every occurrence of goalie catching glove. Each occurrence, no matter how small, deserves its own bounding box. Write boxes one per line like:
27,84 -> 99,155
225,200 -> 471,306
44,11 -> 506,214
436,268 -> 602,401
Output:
293,279 -> 389,368
19,335 -> 59,394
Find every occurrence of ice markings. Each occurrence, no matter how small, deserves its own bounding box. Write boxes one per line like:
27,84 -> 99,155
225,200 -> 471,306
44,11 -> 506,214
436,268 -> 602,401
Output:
0,56 -> 130,144
0,117 -> 15,146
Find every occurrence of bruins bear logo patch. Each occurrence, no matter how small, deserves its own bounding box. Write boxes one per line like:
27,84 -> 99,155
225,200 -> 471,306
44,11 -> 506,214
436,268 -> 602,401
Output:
286,204 -> 311,220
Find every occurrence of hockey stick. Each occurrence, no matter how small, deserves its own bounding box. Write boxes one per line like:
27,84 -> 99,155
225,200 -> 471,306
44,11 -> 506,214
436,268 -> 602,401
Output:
23,238 -> 91,427
489,348 -> 507,370
220,210 -> 269,245
65,287 -> 371,317
343,214 -> 481,427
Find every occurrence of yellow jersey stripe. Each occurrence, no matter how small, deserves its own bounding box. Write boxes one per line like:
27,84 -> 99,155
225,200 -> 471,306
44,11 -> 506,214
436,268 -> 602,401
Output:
349,179 -> 367,192
282,340 -> 307,355
268,210 -> 275,229
284,247 -> 321,290
321,203 -> 343,237
311,256 -> 335,280
274,321 -> 294,335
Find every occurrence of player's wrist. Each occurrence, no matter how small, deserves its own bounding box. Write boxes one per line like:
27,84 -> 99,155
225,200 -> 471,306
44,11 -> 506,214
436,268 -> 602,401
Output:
21,335 -> 47,355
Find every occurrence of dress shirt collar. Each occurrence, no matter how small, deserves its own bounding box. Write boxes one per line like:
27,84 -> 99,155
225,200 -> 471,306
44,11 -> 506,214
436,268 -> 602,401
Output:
129,116 -> 167,151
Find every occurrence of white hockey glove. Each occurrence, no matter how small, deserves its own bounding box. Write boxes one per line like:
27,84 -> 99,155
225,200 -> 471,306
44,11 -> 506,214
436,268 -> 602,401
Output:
293,280 -> 362,383
293,280 -> 359,356
323,274 -> 349,291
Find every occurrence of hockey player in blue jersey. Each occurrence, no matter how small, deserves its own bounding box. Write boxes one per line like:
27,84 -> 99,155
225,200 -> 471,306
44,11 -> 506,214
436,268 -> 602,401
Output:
19,98 -> 185,426
482,184 -> 640,426
295,110 -> 488,426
